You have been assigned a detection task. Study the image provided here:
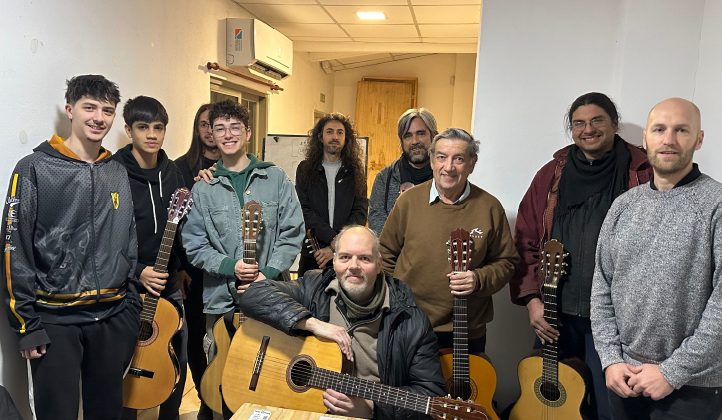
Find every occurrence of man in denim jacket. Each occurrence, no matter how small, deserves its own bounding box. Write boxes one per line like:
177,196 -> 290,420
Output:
181,100 -> 304,359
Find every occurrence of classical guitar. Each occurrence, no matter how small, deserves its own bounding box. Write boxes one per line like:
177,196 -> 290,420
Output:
222,319 -> 491,419
509,239 -> 586,420
304,228 -> 321,255
440,228 -> 499,420
200,200 -> 261,414
123,187 -> 192,409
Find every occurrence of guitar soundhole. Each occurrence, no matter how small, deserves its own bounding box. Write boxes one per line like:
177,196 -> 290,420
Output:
287,355 -> 315,393
533,378 -> 567,407
137,320 -> 158,345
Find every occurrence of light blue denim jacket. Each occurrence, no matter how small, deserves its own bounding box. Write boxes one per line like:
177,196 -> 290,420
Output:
181,164 -> 304,314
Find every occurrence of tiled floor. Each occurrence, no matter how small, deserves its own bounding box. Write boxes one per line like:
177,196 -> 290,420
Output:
137,368 -> 200,419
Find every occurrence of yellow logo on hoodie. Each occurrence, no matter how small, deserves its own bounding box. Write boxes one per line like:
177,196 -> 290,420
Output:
111,192 -> 120,210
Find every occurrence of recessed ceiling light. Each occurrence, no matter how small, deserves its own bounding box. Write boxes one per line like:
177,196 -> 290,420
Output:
356,11 -> 386,21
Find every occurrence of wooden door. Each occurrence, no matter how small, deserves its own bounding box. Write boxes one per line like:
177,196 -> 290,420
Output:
355,78 -> 417,196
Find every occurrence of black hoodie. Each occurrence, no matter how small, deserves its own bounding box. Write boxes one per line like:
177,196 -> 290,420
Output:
113,144 -> 185,297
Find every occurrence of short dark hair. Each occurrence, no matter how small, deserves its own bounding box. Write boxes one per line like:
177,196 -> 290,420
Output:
123,96 -> 169,126
566,92 -> 620,131
430,128 -> 479,158
209,100 -> 250,127
65,74 -> 121,105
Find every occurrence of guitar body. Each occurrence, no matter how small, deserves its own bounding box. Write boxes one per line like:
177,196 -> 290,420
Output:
222,319 -> 343,413
440,353 -> 499,420
123,295 -> 182,409
509,355 -> 586,420
200,313 -> 242,414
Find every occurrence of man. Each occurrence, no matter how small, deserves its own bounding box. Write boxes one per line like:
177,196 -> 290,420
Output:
181,100 -> 304,354
369,108 -> 437,234
175,103 -> 217,420
239,225 -> 446,419
1,75 -> 140,419
591,98 -> 722,419
380,128 -> 518,353
113,95 -> 187,418
295,113 -> 367,276
510,92 -> 652,419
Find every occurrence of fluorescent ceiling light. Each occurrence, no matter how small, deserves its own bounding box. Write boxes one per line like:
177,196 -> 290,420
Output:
356,11 -> 386,21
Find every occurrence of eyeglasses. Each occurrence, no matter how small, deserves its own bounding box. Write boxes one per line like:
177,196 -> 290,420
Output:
199,122 -> 211,130
571,117 -> 608,131
212,125 -> 247,138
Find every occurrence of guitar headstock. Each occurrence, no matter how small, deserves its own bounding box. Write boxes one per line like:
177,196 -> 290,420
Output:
167,187 -> 193,224
431,396 -> 490,420
305,228 -> 321,254
447,228 -> 472,273
541,239 -> 566,287
242,200 -> 263,241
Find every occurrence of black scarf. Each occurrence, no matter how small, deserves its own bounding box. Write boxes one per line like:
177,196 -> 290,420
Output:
556,135 -> 630,211
337,277 -> 386,323
399,156 -> 432,185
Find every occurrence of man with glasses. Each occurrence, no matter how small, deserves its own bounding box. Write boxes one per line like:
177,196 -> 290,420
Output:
368,108 -> 437,234
510,92 -> 652,419
181,100 -> 304,366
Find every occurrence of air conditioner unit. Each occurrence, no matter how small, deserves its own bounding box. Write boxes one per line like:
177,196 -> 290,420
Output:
226,18 -> 293,80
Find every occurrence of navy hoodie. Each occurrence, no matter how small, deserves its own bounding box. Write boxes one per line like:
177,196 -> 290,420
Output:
114,144 -> 185,297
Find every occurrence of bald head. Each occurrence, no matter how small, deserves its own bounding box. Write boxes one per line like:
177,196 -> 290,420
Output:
333,225 -> 382,261
647,98 -> 701,131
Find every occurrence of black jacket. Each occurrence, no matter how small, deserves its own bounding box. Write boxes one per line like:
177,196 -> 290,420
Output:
239,269 -> 446,419
295,160 -> 368,272
2,137 -> 140,350
114,144 -> 185,297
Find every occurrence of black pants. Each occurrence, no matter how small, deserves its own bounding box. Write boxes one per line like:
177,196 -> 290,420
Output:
609,385 -> 722,420
30,303 -> 139,420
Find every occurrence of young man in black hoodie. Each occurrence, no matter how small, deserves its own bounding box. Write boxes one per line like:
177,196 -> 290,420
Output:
114,96 -> 187,419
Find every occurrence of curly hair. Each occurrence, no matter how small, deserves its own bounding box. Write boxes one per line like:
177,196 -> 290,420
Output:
302,113 -> 366,197
65,74 -> 120,105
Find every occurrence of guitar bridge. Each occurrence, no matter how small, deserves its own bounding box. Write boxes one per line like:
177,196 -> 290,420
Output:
128,367 -> 154,379
249,335 -> 270,391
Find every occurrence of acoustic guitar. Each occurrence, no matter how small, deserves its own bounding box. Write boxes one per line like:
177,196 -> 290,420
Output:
304,228 -> 321,255
123,187 -> 192,409
200,200 -> 261,414
509,239 -> 586,420
440,228 -> 499,420
222,318 -> 491,419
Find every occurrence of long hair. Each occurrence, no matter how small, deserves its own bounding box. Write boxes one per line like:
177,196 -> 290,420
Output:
303,113 -> 366,197
181,103 -> 212,174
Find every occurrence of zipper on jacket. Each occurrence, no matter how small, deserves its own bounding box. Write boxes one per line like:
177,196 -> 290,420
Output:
89,163 -> 102,309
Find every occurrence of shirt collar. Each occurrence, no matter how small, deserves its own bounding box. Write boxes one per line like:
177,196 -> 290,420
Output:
429,179 -> 471,204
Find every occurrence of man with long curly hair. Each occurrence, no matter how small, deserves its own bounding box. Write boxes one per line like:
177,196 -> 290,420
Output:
295,113 -> 368,276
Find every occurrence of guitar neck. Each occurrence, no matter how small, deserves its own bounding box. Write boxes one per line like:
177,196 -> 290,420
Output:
452,295 -> 470,382
140,221 -> 178,322
541,283 -> 559,383
243,238 -> 256,265
309,367 -> 430,414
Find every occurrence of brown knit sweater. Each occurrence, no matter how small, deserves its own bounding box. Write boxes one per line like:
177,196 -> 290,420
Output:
379,180 -> 519,338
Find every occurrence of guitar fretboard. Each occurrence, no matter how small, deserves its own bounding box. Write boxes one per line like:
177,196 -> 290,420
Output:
139,221 -> 178,329
309,367 -> 429,414
541,283 -> 559,385
452,295 -> 470,392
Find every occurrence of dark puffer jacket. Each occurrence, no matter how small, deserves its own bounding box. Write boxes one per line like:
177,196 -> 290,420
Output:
239,269 -> 446,419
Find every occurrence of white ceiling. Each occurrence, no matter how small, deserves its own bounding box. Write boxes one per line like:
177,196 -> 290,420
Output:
232,0 -> 482,65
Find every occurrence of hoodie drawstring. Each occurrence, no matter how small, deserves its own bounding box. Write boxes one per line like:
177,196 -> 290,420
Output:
148,180 -> 158,234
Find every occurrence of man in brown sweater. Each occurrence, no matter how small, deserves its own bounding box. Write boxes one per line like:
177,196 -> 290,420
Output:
379,128 -> 519,353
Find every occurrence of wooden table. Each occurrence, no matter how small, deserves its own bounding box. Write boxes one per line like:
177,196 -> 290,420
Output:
230,403 -> 360,420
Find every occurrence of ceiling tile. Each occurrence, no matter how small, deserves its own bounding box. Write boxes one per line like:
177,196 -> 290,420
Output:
421,37 -> 478,44
343,24 -> 418,38
237,0 -> 318,4
318,0 -> 407,5
354,37 -> 421,43
288,36 -> 352,42
413,5 -> 480,24
418,23 -> 478,37
410,0 -> 480,4
337,53 -> 392,64
242,4 -> 333,23
323,5 -> 413,24
271,23 -> 347,37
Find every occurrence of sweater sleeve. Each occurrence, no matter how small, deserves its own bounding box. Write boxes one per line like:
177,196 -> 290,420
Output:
379,196 -> 405,276
368,167 -> 390,235
590,205 -> 625,370
473,199 -> 519,296
2,164 -> 51,350
181,185 -> 233,274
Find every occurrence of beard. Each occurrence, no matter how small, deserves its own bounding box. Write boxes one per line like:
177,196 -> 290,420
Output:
403,144 -> 430,165
648,148 -> 695,176
339,270 -> 373,303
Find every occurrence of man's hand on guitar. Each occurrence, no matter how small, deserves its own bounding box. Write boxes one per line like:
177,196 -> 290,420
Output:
605,363 -> 642,398
234,260 -> 259,282
20,344 -> 47,360
140,266 -> 169,297
526,297 -> 559,344
448,270 -> 478,296
314,247 -> 334,268
236,272 -> 266,294
323,388 -> 373,419
627,363 -> 673,400
298,317 -> 354,362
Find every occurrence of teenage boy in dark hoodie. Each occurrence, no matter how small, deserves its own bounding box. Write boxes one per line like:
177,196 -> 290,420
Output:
114,96 -> 187,419
1,75 -> 141,420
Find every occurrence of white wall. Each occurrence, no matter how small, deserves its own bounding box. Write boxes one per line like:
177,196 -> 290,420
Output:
0,1 -> 334,416
473,0 -> 721,411
332,54 -> 476,132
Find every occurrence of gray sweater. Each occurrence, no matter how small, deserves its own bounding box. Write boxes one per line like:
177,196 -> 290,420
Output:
591,173 -> 722,389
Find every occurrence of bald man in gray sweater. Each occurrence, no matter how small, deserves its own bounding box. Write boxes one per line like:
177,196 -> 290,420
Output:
591,98 -> 722,420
